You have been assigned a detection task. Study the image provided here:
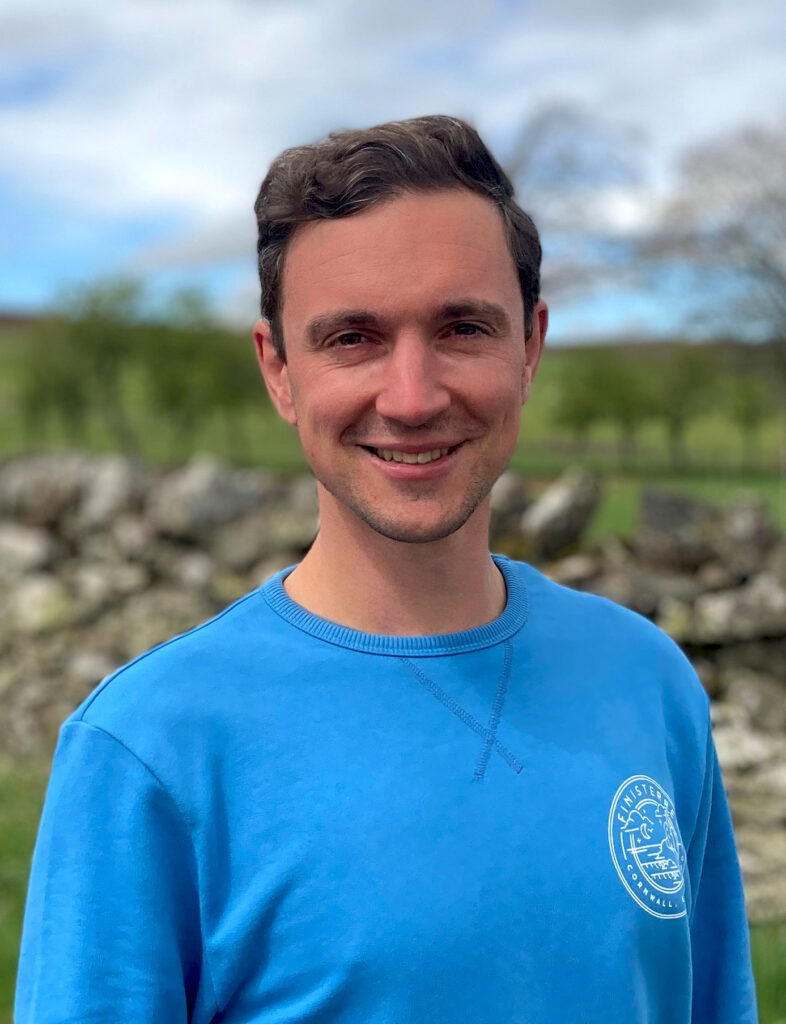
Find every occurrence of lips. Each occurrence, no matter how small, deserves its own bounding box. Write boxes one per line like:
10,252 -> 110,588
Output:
361,442 -> 462,464
374,447 -> 449,463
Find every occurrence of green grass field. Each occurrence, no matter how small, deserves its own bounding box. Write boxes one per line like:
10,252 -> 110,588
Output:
1,758 -> 784,1022
1,322 -> 783,475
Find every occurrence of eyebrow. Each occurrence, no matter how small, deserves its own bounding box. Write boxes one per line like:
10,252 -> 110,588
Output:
306,310 -> 385,346
305,299 -> 512,345
435,300 -> 512,333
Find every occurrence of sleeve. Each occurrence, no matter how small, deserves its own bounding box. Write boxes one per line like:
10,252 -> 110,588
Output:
687,719 -> 759,1024
14,719 -> 214,1023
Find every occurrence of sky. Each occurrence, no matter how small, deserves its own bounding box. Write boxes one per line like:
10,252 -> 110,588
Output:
2,0 -> 785,342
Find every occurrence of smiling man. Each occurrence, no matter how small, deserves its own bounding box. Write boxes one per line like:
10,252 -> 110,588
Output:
255,184 -> 545,633
16,116 -> 756,1023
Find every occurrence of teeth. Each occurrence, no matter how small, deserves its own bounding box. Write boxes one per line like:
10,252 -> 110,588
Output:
374,447 -> 450,464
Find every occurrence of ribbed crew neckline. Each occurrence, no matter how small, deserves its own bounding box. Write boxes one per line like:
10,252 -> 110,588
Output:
260,554 -> 528,656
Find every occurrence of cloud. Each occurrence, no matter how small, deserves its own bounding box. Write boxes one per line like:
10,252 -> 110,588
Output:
0,0 -> 784,325
133,215 -> 256,269
527,0 -> 715,28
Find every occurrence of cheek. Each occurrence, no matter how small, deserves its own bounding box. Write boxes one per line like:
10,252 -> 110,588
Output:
293,377 -> 368,438
473,375 -> 525,420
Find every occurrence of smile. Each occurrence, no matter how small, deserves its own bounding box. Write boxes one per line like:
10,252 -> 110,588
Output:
372,447 -> 451,464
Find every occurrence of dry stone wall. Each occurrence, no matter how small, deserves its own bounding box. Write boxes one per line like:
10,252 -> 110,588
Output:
1,454 -> 784,922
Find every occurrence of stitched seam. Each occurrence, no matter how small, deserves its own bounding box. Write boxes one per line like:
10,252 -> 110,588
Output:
261,555 -> 531,657
399,657 -> 522,774
685,698 -> 712,854
79,589 -> 263,718
687,706 -> 714,927
65,719 -> 222,1015
474,640 -> 513,781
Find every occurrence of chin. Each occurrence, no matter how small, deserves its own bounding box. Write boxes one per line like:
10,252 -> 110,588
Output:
315,471 -> 495,546
351,501 -> 483,545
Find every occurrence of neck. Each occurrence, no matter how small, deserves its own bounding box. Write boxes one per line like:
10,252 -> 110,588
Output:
283,490 -> 506,636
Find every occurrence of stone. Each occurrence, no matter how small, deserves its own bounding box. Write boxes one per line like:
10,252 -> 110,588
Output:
598,535 -> 635,570
689,657 -> 723,700
148,543 -> 214,589
66,455 -> 149,532
544,553 -> 600,588
105,586 -> 216,660
260,504 -> 319,555
696,561 -> 740,591
9,574 -> 81,635
253,553 -> 299,585
210,570 -> 254,606
61,558 -> 149,607
490,471 -> 530,540
692,573 -> 786,643
652,571 -> 703,606
69,562 -> 114,607
146,456 -> 276,540
0,522 -> 59,576
733,828 -> 786,923
710,493 -> 781,577
588,569 -> 660,618
285,474 -> 319,516
209,504 -> 318,572
519,467 -> 600,560
710,700 -> 747,730
715,638 -> 786,680
174,551 -> 215,590
0,453 -> 91,527
769,540 -> 786,588
712,718 -> 777,772
721,669 -> 786,732
656,597 -> 694,645
727,761 -> 786,806
64,650 -> 118,687
490,471 -> 529,517
111,514 -> 158,559
635,490 -> 717,570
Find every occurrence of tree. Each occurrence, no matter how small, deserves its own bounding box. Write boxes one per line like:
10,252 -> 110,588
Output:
550,352 -> 604,450
551,348 -> 655,466
592,349 -> 655,466
641,121 -> 786,476
505,102 -> 644,305
61,279 -> 145,453
724,368 -> 776,470
142,288 -> 264,460
648,345 -> 718,470
17,317 -> 91,444
653,122 -> 786,343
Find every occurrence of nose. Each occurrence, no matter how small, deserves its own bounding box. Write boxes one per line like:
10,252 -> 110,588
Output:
374,333 -> 451,426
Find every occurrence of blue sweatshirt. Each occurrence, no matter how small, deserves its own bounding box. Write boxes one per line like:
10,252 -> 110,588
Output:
15,556 -> 758,1023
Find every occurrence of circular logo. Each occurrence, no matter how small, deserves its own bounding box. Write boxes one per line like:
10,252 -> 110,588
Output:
608,775 -> 687,919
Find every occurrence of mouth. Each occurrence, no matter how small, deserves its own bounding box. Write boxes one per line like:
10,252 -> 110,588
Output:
361,443 -> 462,465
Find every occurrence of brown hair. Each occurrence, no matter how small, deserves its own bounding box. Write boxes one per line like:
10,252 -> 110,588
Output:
254,114 -> 541,360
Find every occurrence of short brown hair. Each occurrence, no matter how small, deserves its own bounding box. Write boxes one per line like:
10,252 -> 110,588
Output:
254,114 -> 541,360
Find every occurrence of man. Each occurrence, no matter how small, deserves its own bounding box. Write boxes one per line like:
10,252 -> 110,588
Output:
16,116 -> 757,1022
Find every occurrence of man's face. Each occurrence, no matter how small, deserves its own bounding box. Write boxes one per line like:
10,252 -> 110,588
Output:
255,188 -> 546,544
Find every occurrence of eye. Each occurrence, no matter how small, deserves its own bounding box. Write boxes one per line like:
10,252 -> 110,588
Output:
448,322 -> 487,336
328,331 -> 368,347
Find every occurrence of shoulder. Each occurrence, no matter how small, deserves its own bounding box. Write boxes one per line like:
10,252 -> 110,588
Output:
502,556 -> 708,713
505,554 -> 694,658
67,584 -> 275,746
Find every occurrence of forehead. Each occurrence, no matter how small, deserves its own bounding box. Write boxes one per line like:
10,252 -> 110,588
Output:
280,189 -> 523,328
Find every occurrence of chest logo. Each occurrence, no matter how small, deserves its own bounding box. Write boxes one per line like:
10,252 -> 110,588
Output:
608,775 -> 687,919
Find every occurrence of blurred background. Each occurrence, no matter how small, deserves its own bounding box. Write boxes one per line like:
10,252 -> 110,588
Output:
1,0 -> 784,1019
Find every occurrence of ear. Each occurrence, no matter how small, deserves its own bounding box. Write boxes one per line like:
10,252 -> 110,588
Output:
521,300 -> 548,403
253,319 -> 297,425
